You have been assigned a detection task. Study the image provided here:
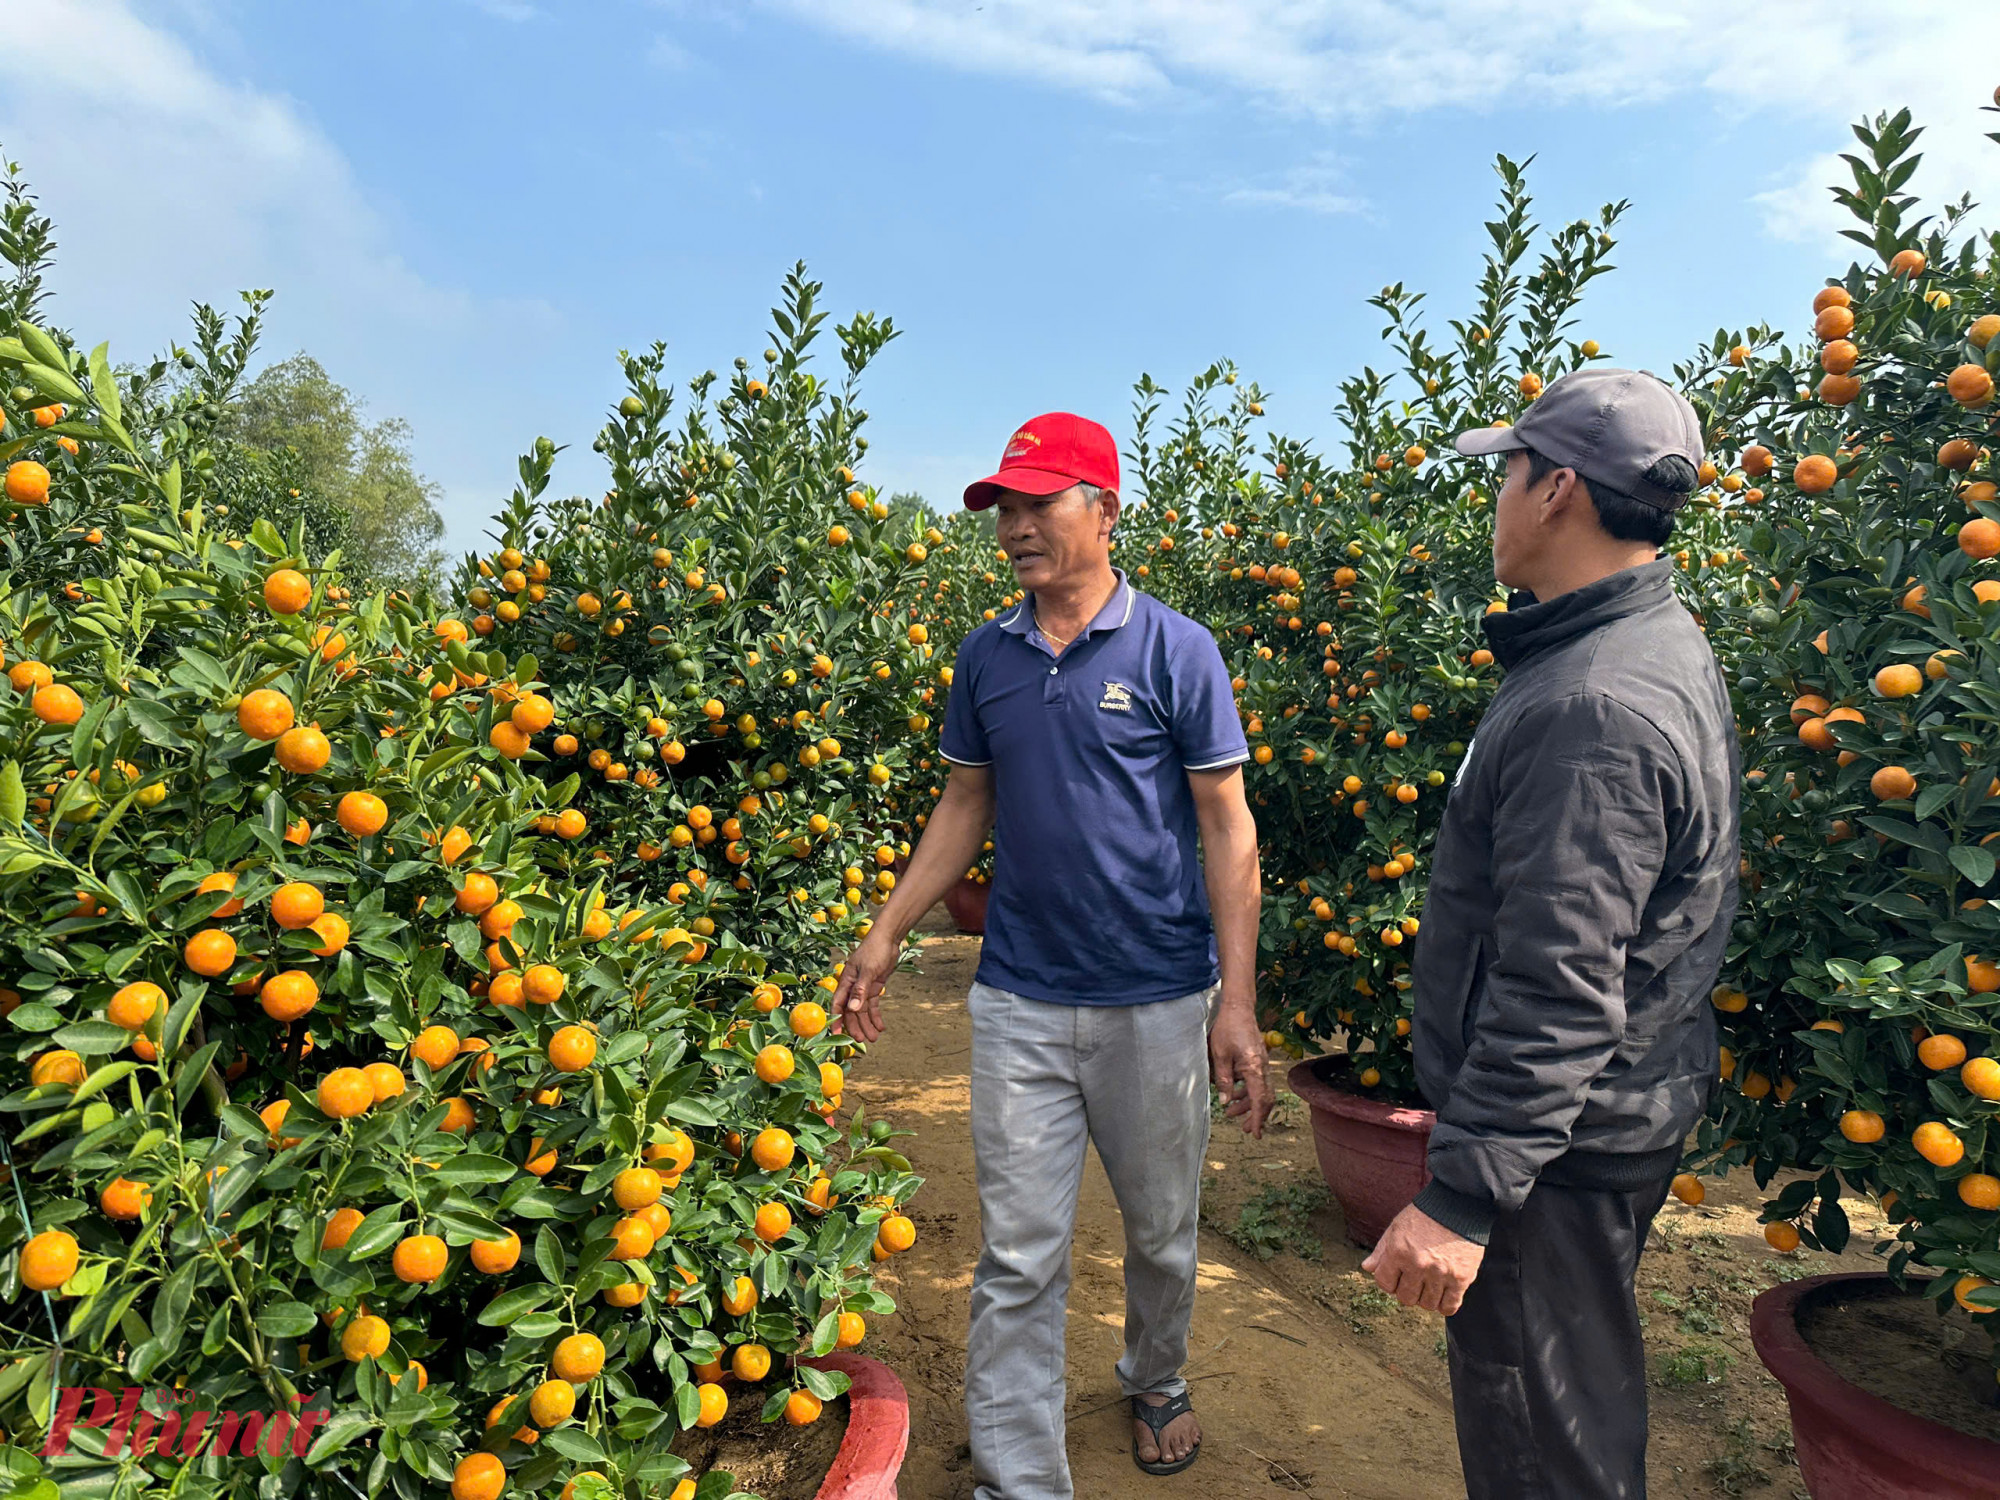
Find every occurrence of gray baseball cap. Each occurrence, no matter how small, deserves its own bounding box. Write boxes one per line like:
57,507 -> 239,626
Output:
1453,367 -> 1704,511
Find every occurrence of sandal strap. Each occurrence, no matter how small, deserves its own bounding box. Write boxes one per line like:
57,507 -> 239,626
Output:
1131,1391 -> 1193,1436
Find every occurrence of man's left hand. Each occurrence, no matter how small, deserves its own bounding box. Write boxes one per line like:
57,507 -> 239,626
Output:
1208,1000 -> 1273,1138
1361,1204 -> 1486,1315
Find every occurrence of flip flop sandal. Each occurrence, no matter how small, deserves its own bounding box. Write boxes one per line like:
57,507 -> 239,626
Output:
1130,1391 -> 1201,1476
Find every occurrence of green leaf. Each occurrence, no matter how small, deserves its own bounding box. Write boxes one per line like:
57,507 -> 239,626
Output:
254,1301 -> 319,1338
478,1284 -> 550,1325
809,1308 -> 840,1356
72,1060 -> 138,1104
153,1258 -> 197,1352
1859,815 -> 1948,854
340,1207 -> 408,1261
1812,1194 -> 1851,1255
304,1410 -> 376,1466
535,1224 -> 565,1284
1915,782 -> 1960,822
54,1021 -> 137,1055
0,762 -> 23,830
17,323 -> 64,369
249,518 -> 287,556
177,646 -> 234,695
798,1364 -> 850,1402
1949,844 -> 1996,887
5,1002 -> 61,1032
663,1097 -> 719,1127
124,700 -> 189,750
598,1031 -> 647,1068
22,359 -> 85,407
87,343 -> 121,426
220,1104 -> 271,1140
433,1205 -> 509,1243
538,1428 -> 606,1464
0,1349 -> 48,1411
426,1153 -> 517,1185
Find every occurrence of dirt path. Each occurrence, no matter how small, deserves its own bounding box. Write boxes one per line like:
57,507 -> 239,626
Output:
849,927 -> 1891,1498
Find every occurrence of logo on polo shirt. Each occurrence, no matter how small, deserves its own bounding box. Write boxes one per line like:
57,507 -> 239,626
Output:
1098,680 -> 1133,712
1003,428 -> 1042,461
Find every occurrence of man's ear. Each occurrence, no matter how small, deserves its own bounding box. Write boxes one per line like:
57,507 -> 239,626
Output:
1098,489 -> 1122,538
1540,467 -> 1585,522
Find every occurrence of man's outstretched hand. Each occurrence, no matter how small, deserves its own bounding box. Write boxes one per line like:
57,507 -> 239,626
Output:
830,930 -> 899,1042
1208,1000 -> 1273,1138
1362,1203 -> 1486,1315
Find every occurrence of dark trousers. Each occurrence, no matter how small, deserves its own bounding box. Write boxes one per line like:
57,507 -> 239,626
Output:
1445,1171 -> 1675,1500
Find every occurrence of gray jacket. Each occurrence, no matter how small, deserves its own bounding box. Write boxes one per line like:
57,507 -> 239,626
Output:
1409,558 -> 1740,1244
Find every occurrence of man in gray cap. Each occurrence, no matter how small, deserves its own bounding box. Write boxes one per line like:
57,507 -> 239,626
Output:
1360,369 -> 1741,1497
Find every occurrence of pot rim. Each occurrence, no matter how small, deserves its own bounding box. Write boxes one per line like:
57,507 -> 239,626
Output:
1749,1271 -> 2000,1476
803,1351 -> 910,1499
1287,1054 -> 1435,1132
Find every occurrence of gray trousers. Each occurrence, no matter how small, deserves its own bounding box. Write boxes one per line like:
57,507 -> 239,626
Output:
963,980 -> 1216,1500
1446,1172 -> 1677,1499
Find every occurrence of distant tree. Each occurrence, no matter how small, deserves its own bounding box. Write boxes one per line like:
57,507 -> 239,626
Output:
346,414 -> 447,592
889,489 -> 952,530
2,153 -> 431,593
229,353 -> 359,489
225,353 -> 446,592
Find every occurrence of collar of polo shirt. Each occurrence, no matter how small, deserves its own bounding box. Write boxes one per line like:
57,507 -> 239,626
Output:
996,568 -> 1136,643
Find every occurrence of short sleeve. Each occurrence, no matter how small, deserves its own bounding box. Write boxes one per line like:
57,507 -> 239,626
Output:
939,636 -> 991,766
1169,630 -> 1249,771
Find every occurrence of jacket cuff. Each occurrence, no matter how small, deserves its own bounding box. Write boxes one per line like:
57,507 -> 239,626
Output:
1411,1179 -> 1496,1246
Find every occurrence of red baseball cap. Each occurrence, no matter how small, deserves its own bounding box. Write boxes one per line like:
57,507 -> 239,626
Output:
963,412 -> 1119,510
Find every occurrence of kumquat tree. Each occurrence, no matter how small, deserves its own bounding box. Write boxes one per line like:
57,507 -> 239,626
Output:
0,170 -> 918,1500
1680,108 -> 2000,1329
446,266 -> 948,983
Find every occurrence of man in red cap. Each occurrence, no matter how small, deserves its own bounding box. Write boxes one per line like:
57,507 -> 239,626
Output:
834,413 -> 1271,1495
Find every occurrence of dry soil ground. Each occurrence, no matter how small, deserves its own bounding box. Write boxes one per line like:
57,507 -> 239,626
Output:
847,921 -> 1894,1499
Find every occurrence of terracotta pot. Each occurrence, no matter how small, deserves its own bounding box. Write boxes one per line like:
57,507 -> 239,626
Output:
1286,1055 -> 1433,1248
1750,1272 -> 1999,1499
803,1352 -> 910,1500
942,877 -> 988,936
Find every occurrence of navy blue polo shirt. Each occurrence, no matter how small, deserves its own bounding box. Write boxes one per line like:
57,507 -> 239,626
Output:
940,569 -> 1249,1005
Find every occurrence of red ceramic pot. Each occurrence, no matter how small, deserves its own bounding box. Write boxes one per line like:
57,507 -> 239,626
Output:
943,876 -> 988,936
1286,1055 -> 1433,1248
802,1352 -> 910,1500
1750,1272 -> 1999,1499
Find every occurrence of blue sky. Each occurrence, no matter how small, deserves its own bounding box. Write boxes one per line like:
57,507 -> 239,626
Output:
1,0 -> 1996,559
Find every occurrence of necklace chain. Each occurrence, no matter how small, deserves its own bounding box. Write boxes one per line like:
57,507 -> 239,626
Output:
1032,577 -> 1121,652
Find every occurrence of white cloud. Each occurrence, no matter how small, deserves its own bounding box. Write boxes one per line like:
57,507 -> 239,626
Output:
0,0 -> 540,332
1752,92 -> 2000,250
765,0 -> 2000,243
765,0 -> 1170,103
1222,155 -> 1367,216
0,0 -> 559,552
647,34 -> 696,70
